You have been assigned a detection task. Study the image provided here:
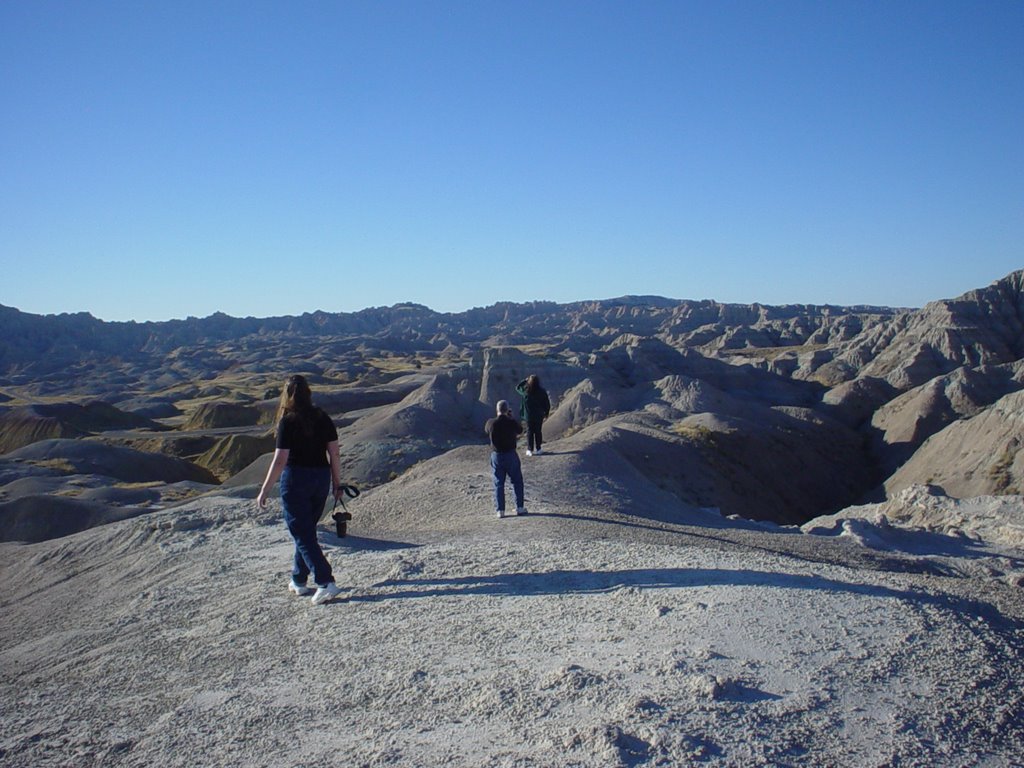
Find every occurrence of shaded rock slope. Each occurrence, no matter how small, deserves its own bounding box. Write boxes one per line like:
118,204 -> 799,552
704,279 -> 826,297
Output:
0,402 -> 166,454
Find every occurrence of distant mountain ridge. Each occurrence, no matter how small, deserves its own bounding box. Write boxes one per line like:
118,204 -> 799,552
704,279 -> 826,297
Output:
0,293 -> 904,377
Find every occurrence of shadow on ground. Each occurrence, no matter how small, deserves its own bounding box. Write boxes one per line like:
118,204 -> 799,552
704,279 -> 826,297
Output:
354,566 -> 1021,630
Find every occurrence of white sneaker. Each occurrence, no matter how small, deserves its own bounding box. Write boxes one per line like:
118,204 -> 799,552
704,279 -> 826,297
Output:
289,579 -> 314,596
534,448 -> 543,455
311,582 -> 343,605
516,506 -> 528,516
525,450 -> 532,457
496,510 -> 505,519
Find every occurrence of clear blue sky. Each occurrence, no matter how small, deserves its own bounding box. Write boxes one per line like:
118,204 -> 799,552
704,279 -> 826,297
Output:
1,1 -> 1021,321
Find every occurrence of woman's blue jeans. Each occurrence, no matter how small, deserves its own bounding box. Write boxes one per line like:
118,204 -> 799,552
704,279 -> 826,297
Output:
490,450 -> 524,512
280,465 -> 334,586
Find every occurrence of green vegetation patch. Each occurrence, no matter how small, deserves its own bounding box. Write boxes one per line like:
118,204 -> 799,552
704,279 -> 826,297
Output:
987,441 -> 1021,494
669,423 -> 719,444
25,459 -> 78,475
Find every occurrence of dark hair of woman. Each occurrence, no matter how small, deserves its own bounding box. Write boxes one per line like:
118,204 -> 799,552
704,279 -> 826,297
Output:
525,374 -> 541,392
276,374 -> 316,434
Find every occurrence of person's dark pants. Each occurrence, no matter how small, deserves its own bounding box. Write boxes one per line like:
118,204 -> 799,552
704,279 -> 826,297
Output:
280,465 -> 334,586
526,419 -> 544,452
490,450 -> 524,512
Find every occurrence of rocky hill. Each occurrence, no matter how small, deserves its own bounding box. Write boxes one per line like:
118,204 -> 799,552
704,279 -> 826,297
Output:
1,269 -> 1022,531
4,269 -> 1024,767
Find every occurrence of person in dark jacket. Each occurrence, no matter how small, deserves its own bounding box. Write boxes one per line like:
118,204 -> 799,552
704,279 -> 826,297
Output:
516,374 -> 551,455
484,400 -> 527,518
257,374 -> 347,605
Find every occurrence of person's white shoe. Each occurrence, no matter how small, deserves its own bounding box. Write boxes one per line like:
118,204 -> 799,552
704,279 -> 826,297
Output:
496,509 -> 505,519
311,582 -> 343,605
534,448 -> 543,455
525,450 -> 532,456
289,579 -> 314,596
516,506 -> 528,516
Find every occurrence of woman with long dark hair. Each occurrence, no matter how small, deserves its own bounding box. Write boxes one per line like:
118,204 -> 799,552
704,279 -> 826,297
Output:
516,374 -> 551,456
257,374 -> 345,605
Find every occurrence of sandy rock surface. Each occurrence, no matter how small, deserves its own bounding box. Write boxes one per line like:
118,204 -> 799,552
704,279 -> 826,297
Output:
3,443 -> 1024,767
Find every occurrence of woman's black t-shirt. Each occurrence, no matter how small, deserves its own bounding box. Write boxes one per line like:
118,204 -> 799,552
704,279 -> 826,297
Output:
275,408 -> 338,467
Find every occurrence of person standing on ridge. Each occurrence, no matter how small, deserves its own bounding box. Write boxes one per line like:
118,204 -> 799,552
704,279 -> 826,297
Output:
484,400 -> 527,518
517,374 -> 551,456
257,374 -> 346,605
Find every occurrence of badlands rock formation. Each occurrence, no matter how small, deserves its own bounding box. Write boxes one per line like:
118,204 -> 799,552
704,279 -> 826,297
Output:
0,401 -> 165,454
0,269 -> 1022,533
3,271 -> 1024,766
